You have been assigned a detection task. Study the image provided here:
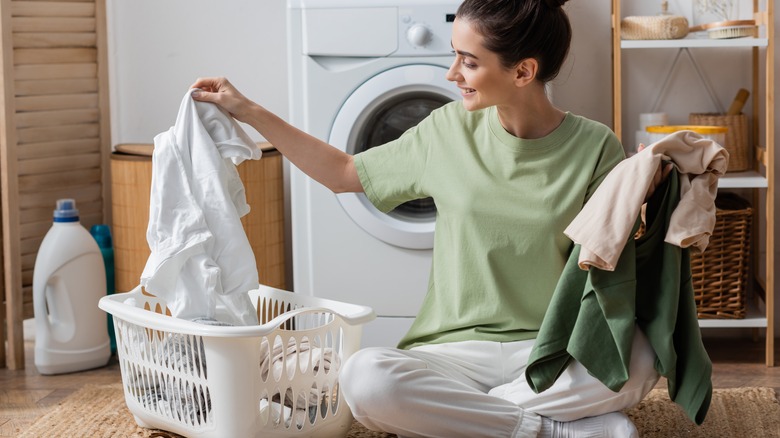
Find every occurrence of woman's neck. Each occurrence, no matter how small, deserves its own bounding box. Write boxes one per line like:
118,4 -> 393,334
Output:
496,85 -> 565,139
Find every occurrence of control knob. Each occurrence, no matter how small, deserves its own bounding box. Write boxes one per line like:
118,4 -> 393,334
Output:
407,24 -> 432,48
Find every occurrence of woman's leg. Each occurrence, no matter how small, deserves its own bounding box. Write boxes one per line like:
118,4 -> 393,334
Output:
340,341 -> 542,438
490,328 -> 660,422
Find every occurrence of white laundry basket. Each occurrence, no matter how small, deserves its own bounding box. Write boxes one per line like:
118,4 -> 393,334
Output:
99,285 -> 375,438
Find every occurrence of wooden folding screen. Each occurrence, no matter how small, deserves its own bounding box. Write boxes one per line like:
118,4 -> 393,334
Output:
0,0 -> 111,369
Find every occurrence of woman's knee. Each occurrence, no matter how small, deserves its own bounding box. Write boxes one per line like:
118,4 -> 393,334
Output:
341,347 -> 412,412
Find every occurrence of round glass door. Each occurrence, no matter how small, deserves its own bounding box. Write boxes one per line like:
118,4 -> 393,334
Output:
330,64 -> 459,249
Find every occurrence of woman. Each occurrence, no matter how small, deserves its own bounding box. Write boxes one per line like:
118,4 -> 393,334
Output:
192,1 -> 663,436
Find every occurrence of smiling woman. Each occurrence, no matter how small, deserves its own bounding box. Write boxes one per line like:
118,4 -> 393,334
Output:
187,0 -> 675,436
444,9 -> 567,137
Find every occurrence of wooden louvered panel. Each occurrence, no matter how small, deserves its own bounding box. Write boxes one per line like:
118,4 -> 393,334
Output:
15,93 -> 97,111
12,1 -> 95,17
19,217 -> 50,239
15,62 -> 95,79
13,32 -> 96,48
16,78 -> 98,95
18,206 -> 49,223
19,196 -> 101,224
20,204 -> 101,226
18,153 -> 101,175
21,286 -> 31,321
12,17 -> 95,32
16,122 -> 99,144
18,168 -> 101,190
16,138 -> 100,159
19,210 -> 101,249
14,47 -> 96,63
19,250 -> 31,265
1,0 -> 111,369
19,236 -> 42,258
17,183 -> 102,209
15,108 -> 98,128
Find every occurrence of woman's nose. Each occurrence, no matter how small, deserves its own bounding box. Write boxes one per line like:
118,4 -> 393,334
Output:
445,58 -> 459,82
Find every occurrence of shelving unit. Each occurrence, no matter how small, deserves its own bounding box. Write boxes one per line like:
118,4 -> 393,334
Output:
612,0 -> 774,366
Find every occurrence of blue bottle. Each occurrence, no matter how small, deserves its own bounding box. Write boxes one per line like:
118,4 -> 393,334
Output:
90,224 -> 116,354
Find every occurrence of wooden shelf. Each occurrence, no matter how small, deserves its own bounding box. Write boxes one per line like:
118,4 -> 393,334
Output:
613,0 -> 775,366
718,171 -> 768,188
621,37 -> 768,49
699,303 -> 768,328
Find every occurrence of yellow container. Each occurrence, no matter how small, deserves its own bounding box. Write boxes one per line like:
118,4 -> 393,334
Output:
645,125 -> 727,146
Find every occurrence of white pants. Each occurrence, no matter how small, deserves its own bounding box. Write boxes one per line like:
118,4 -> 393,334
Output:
340,328 -> 660,438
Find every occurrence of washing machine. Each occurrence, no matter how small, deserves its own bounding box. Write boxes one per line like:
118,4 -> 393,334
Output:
287,0 -> 461,347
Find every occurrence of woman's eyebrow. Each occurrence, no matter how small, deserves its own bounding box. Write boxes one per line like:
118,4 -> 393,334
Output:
450,42 -> 479,60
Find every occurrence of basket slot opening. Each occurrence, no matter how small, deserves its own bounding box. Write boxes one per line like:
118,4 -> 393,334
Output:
114,317 -> 214,430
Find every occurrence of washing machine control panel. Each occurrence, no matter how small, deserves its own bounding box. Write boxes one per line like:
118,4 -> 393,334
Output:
396,4 -> 458,56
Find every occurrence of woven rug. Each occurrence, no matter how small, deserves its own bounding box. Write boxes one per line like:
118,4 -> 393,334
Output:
20,384 -> 779,437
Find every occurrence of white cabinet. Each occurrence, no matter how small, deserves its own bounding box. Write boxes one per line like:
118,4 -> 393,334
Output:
611,0 -> 774,366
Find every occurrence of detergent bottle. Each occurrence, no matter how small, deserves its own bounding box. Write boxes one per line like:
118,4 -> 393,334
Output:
33,199 -> 111,374
90,224 -> 116,354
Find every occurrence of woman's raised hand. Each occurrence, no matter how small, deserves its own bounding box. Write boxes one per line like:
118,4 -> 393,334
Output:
190,77 -> 257,123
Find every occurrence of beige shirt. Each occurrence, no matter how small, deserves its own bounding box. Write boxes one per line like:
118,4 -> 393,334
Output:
565,130 -> 729,271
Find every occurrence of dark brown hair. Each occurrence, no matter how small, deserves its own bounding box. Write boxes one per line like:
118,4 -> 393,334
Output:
456,0 -> 572,83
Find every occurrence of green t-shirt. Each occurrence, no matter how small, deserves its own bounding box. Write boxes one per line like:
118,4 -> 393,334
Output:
354,102 -> 624,349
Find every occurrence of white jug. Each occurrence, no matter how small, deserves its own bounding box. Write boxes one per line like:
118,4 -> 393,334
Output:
33,199 -> 111,374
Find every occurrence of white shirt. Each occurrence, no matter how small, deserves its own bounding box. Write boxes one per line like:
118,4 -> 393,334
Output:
141,89 -> 261,325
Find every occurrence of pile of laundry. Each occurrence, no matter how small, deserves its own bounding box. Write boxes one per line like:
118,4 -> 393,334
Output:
259,337 -> 340,428
125,323 -> 339,429
125,317 -> 230,426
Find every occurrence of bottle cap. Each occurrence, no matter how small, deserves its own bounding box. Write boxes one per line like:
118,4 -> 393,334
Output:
90,224 -> 113,248
53,198 -> 79,222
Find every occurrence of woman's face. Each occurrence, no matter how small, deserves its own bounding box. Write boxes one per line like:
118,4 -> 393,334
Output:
446,17 -> 519,112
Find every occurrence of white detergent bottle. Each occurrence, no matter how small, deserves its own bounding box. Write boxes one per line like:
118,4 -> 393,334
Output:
33,198 -> 111,374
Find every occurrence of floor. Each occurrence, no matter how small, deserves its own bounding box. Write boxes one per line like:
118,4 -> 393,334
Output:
1,337 -> 779,437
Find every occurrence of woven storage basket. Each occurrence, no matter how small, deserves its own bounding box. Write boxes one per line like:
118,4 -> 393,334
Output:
621,15 -> 689,40
689,113 -> 750,172
692,193 -> 752,319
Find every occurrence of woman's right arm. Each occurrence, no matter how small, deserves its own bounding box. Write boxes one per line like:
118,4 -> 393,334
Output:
190,77 -> 362,194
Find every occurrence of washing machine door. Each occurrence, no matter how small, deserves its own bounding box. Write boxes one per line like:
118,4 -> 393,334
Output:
330,64 -> 459,250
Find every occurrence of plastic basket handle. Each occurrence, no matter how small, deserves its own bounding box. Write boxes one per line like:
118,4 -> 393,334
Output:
262,306 -> 342,329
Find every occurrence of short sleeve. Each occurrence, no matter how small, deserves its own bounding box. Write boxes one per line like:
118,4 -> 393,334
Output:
585,132 -> 625,201
354,124 -> 431,213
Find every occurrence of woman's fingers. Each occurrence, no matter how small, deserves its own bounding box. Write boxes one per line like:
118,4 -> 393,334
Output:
190,76 -> 229,93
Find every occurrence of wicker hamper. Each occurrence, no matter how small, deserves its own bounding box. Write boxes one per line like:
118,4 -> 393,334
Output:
692,193 -> 752,319
689,113 -> 750,172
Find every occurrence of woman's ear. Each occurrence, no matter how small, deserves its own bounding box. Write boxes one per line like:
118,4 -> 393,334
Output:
514,58 -> 538,87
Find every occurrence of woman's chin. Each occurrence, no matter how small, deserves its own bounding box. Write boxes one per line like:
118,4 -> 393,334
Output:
460,98 -> 480,112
